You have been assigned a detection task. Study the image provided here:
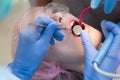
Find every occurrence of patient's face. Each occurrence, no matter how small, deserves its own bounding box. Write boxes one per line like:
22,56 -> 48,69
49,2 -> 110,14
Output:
12,7 -> 102,70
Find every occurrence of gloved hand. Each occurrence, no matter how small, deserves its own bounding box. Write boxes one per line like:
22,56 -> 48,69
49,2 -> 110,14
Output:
81,20 -> 120,80
90,0 -> 118,14
8,16 -> 65,80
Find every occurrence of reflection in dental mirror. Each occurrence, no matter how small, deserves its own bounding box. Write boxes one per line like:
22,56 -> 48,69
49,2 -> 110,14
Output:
72,25 -> 82,36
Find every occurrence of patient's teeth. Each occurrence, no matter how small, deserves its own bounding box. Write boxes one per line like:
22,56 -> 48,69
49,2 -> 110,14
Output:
70,21 -> 74,27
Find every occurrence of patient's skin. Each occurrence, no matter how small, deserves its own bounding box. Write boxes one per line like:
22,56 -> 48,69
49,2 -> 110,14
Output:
12,7 -> 102,75
29,1 -> 120,79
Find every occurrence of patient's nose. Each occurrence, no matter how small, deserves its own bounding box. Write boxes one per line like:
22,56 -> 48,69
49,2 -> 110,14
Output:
51,12 -> 64,25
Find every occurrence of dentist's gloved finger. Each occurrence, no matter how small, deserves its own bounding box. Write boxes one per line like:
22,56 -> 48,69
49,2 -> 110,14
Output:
19,26 -> 35,40
101,20 -> 120,58
50,38 -> 55,45
53,30 -> 65,41
35,27 -> 43,40
108,34 -> 120,58
104,0 -> 117,14
39,22 -> 57,45
101,20 -> 120,36
34,16 -> 55,34
99,47 -> 120,74
99,54 -> 120,76
81,30 -> 97,60
34,16 -> 52,33
34,16 -> 56,41
91,0 -> 102,9
50,30 -> 65,45
101,20 -> 109,38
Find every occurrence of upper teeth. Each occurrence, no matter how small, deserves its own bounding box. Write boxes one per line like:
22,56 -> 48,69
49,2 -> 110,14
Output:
70,21 -> 74,27
72,25 -> 82,35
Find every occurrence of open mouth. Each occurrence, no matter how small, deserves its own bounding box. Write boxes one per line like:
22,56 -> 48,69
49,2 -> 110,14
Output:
69,20 -> 85,37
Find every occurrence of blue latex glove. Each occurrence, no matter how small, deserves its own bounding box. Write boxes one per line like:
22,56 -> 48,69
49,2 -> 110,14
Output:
81,20 -> 120,80
90,0 -> 117,14
8,16 -> 65,80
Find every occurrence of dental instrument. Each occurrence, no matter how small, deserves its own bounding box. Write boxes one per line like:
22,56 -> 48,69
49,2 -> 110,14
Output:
28,2 -> 84,37
29,22 -> 83,37
93,32 -> 120,78
79,6 -> 120,78
70,6 -> 91,37
28,22 -> 67,30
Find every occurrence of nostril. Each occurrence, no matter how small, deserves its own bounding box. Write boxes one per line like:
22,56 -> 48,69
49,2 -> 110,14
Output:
50,12 -> 64,25
58,17 -> 62,23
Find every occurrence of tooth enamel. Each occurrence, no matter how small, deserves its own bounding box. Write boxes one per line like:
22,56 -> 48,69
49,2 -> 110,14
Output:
70,21 -> 74,27
73,25 -> 82,35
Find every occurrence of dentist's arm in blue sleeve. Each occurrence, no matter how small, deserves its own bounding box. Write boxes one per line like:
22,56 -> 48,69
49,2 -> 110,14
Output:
90,0 -> 118,14
0,16 -> 65,80
81,20 -> 120,80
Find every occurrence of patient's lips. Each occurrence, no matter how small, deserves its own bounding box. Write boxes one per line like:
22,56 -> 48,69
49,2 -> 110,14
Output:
50,12 -> 65,27
50,12 -> 88,37
50,12 -> 81,34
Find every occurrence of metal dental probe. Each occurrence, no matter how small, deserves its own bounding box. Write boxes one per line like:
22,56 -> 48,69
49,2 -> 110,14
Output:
28,22 -> 67,30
